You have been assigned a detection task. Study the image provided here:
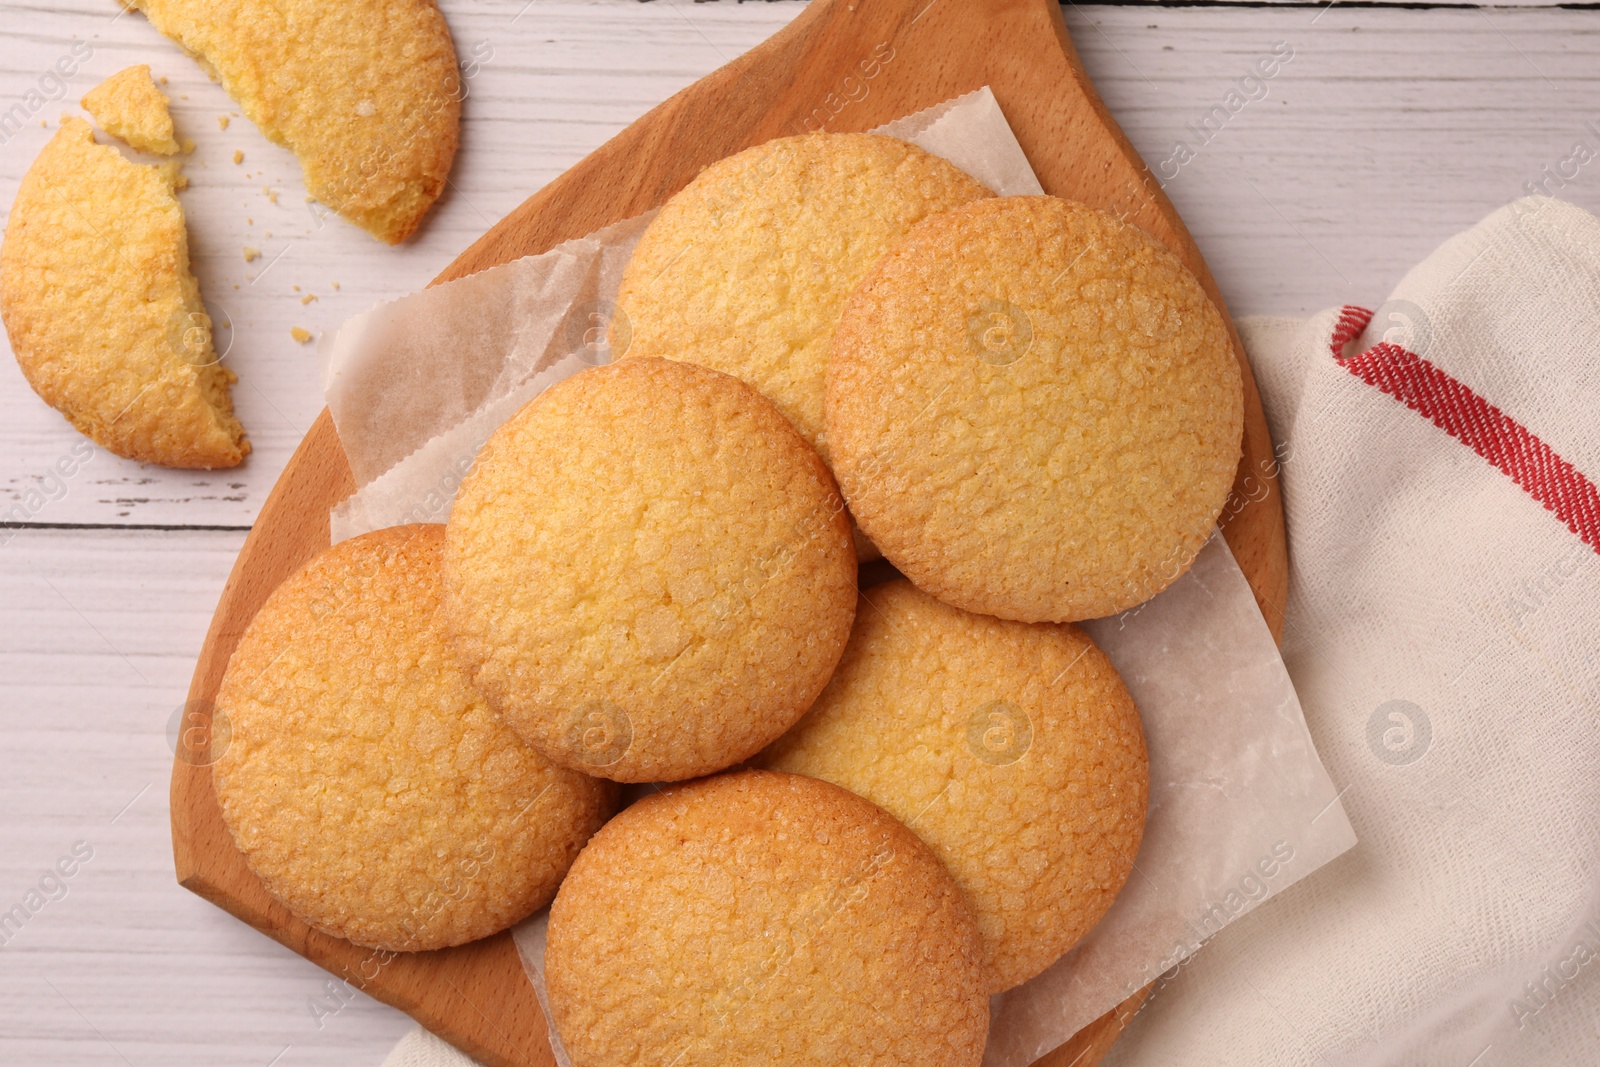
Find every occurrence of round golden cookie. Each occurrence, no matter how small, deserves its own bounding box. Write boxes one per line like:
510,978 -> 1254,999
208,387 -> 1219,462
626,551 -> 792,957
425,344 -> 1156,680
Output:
546,770 -> 990,1067
213,525 -> 615,952
443,358 -> 856,783
614,132 -> 992,467
127,0 -> 459,243
1,118 -> 247,469
827,195 -> 1244,622
760,579 -> 1149,992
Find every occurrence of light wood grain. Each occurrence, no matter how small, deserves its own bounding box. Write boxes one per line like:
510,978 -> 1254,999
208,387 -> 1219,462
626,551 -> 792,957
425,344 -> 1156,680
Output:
0,0 -> 803,531
4,2 -> 1600,530
171,0 -> 1287,1064
0,527 -> 415,1067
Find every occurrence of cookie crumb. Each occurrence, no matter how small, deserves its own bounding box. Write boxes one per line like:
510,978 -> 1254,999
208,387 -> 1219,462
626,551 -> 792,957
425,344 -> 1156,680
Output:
301,293 -> 317,304
242,246 -> 259,262
218,115 -> 229,130
181,138 -> 194,153
290,326 -> 312,344
232,150 -> 243,164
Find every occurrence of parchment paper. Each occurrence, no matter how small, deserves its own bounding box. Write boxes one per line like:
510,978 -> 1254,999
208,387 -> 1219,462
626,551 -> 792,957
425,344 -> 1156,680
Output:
320,88 -> 1357,1065
317,88 -> 1041,540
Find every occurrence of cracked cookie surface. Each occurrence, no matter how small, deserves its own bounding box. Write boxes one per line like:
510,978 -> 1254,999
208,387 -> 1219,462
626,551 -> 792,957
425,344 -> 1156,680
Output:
761,579 -> 1149,992
546,770 -> 989,1067
616,133 -> 991,465
80,65 -> 180,155
444,359 -> 856,783
827,195 -> 1243,621
214,525 -> 616,951
1,117 -> 247,468
125,0 -> 459,243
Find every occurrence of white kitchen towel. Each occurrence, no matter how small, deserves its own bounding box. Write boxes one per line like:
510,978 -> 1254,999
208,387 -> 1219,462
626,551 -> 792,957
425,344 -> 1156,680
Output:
382,197 -> 1600,1066
1106,195 -> 1600,1065
381,1027 -> 475,1067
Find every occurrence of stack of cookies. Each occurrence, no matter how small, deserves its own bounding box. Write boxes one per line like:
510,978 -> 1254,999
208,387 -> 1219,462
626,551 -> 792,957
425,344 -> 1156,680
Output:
212,131 -> 1242,1066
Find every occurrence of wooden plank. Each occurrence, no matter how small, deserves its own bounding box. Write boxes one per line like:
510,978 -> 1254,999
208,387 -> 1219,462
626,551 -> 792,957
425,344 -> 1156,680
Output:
0,527 -> 414,1067
3,2 -> 1599,527
1065,3 -> 1600,316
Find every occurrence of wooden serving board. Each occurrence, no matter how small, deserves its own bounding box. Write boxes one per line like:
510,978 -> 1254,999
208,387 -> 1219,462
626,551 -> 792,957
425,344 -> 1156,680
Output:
173,0 -> 1289,1063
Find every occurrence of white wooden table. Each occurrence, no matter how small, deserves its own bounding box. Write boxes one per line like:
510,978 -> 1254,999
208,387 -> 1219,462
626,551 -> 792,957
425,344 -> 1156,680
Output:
2,2 -> 1596,1064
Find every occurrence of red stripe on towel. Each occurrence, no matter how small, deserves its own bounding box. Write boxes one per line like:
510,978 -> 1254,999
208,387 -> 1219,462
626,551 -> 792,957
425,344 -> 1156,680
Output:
1330,304 -> 1375,360
1333,305 -> 1600,555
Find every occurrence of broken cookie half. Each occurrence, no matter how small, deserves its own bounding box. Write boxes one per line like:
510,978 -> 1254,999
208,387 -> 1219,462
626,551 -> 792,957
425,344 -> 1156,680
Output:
0,117 -> 248,469
122,0 -> 462,244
